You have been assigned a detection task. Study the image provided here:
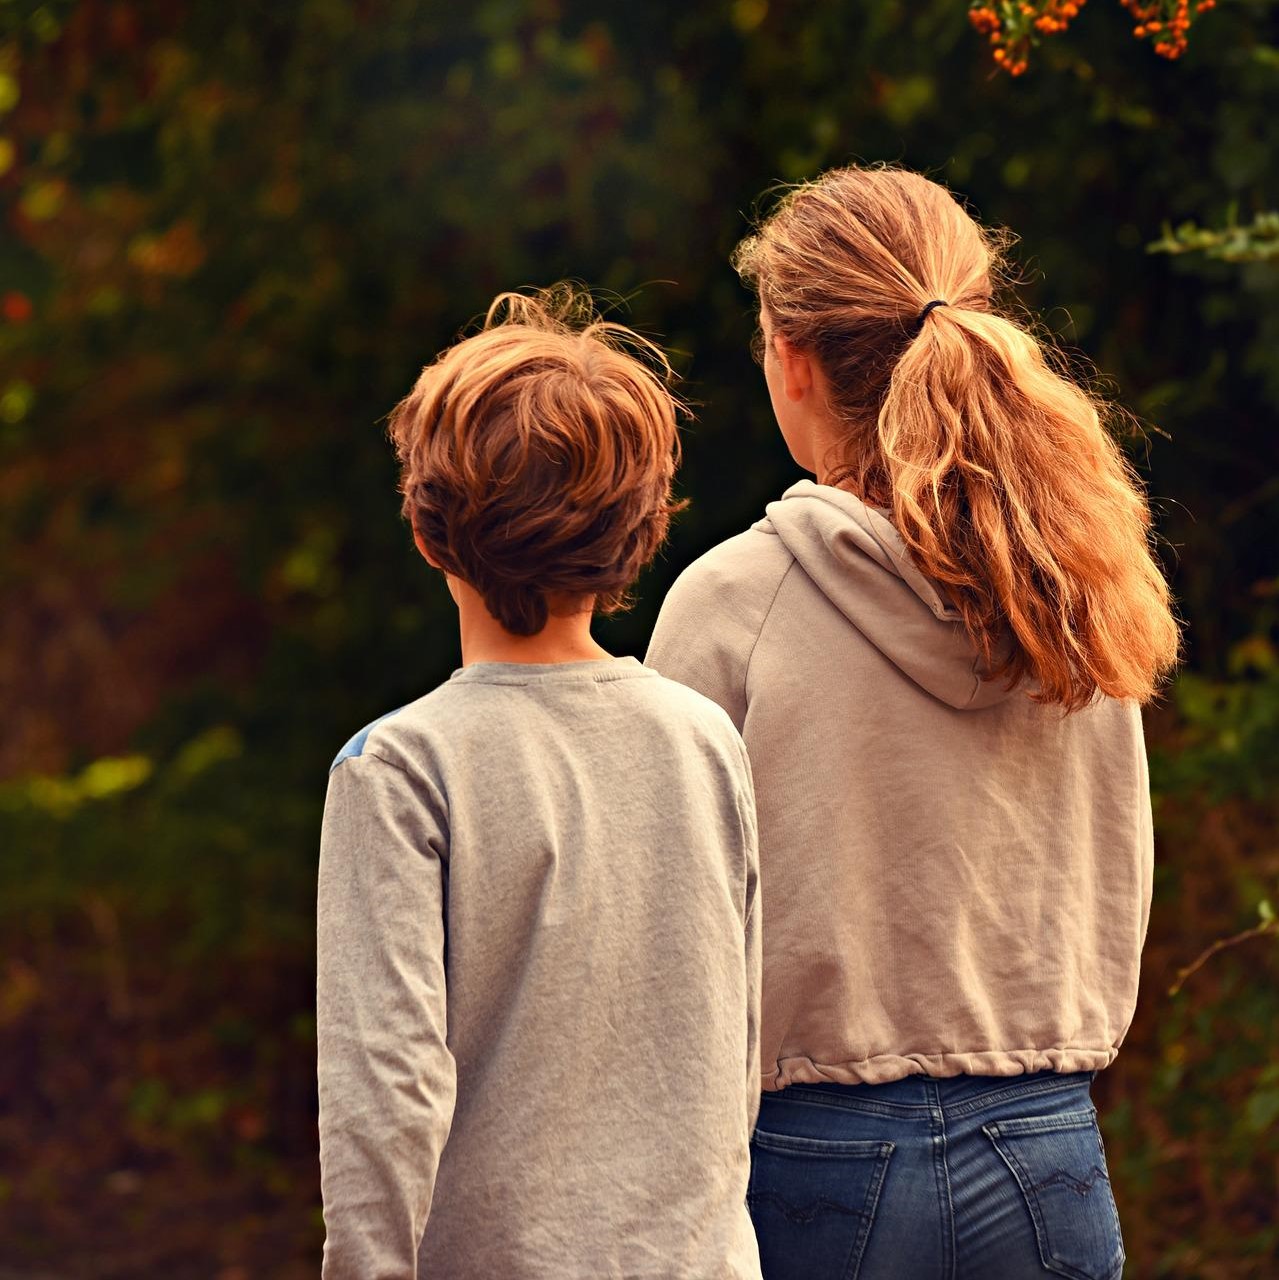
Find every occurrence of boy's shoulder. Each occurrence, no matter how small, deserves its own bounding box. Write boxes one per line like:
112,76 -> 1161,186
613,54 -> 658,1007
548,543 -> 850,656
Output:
640,666 -> 738,726
634,668 -> 751,768
329,665 -> 747,778
328,679 -> 472,776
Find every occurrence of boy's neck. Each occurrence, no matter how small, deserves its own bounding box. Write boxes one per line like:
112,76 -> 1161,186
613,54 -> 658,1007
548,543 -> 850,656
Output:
453,579 -> 612,667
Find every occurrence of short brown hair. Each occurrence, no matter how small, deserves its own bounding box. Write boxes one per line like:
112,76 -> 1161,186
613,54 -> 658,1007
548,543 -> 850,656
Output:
389,286 -> 686,636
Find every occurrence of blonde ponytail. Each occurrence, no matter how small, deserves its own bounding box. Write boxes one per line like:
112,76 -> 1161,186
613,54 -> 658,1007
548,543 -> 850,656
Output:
734,165 -> 1180,709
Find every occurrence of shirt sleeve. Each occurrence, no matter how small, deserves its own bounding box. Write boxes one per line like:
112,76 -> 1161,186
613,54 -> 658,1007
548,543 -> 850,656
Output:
317,751 -> 456,1280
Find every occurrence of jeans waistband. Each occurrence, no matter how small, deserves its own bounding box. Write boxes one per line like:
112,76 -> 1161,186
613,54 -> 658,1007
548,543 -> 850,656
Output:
766,1069 -> 1097,1119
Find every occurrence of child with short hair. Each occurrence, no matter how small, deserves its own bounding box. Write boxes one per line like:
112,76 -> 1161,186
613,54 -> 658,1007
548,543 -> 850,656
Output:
317,288 -> 762,1279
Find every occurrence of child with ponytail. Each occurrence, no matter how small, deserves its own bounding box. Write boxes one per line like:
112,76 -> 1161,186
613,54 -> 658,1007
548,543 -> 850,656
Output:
647,165 -> 1179,1280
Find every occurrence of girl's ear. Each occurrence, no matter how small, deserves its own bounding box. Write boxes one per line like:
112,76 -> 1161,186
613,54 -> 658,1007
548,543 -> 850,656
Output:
773,333 -> 814,403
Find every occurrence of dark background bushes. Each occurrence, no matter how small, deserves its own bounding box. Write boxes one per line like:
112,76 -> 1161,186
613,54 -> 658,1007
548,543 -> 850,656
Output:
0,2 -> 1276,1274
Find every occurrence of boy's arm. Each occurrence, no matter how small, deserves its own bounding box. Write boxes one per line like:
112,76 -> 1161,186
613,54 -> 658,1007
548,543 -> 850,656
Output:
317,752 -> 456,1280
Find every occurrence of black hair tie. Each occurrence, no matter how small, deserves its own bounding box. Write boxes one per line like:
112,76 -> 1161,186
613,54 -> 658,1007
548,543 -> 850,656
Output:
914,299 -> 949,330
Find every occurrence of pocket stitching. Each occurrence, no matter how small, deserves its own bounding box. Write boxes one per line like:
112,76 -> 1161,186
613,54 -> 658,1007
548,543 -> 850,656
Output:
747,1135 -> 896,1280
986,1107 -> 1099,1138
752,1128 -> 895,1159
982,1117 -> 1123,1280
1092,1119 -> 1126,1255
983,1125 -> 1087,1280
847,1144 -> 894,1280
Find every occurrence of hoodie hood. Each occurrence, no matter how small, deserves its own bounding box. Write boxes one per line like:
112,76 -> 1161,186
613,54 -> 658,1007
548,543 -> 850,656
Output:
755,479 -> 1018,710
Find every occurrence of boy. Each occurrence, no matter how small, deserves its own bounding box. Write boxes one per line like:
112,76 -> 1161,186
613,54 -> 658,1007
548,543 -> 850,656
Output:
316,288 -> 762,1279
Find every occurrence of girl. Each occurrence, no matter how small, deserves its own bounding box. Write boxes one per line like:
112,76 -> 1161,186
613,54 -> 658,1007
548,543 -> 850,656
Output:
647,166 -> 1179,1280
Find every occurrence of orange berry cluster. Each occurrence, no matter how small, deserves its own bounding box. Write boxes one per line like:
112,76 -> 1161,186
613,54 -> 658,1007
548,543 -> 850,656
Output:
968,1 -> 1087,76
1121,0 -> 1216,59
969,0 -> 1216,73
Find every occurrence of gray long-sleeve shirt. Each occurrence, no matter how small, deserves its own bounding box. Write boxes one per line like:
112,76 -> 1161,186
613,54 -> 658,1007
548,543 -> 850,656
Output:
317,657 -> 762,1279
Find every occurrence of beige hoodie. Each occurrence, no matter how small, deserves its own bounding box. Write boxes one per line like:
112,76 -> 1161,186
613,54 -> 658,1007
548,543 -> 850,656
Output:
646,480 -> 1154,1090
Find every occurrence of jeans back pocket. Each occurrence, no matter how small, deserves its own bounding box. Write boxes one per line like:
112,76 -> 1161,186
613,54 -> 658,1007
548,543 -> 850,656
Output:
982,1108 -> 1124,1280
748,1129 -> 894,1280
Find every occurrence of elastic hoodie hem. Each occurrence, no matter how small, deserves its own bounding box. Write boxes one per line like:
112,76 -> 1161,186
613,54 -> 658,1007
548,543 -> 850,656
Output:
763,1045 -> 1121,1090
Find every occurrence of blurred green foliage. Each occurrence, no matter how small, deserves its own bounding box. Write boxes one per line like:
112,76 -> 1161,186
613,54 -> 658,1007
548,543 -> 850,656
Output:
1149,207 -> 1279,262
1,0 -> 1277,1275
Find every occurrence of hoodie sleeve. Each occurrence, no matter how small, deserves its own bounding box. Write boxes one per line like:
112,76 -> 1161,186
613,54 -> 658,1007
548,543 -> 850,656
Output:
318,752 -> 456,1280
646,528 -> 794,732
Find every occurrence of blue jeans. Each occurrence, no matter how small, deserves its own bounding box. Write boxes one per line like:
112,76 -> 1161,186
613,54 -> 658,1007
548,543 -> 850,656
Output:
748,1071 -> 1125,1280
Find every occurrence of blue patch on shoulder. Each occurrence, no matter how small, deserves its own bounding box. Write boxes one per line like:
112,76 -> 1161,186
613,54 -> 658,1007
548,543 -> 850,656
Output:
330,705 -> 408,773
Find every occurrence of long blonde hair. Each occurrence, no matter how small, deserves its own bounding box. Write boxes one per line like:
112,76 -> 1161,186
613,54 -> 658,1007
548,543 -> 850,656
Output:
734,165 -> 1180,710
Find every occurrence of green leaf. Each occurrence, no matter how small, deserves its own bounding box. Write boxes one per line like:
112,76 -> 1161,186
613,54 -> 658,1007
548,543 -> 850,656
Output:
1244,1088 -> 1279,1134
